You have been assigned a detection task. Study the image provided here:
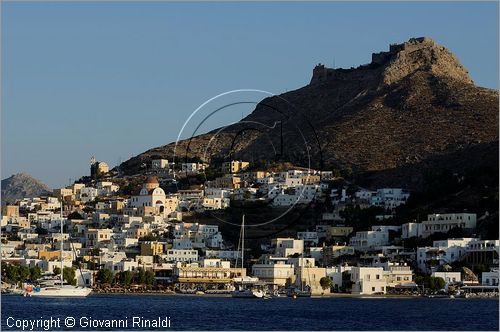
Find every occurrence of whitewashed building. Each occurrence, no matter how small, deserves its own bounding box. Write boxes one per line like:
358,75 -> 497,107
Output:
251,256 -> 295,287
402,222 -> 423,239
273,238 -> 304,257
432,271 -> 461,284
349,226 -> 394,251
350,267 -> 386,295
481,270 -> 499,286
416,238 -> 475,273
421,213 -> 477,238
165,249 -> 198,263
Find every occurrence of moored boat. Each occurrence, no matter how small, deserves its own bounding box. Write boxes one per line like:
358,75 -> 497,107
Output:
23,201 -> 91,298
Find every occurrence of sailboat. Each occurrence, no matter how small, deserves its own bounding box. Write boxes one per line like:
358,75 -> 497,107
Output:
231,215 -> 265,299
288,256 -> 312,297
26,201 -> 91,297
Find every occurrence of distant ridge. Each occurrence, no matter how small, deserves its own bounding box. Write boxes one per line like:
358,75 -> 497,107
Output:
1,173 -> 51,204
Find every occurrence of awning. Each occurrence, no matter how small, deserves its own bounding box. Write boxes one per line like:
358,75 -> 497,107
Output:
461,285 -> 499,290
395,283 -> 418,288
177,278 -> 232,284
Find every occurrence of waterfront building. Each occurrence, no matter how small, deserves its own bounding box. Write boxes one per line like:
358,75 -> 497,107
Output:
416,240 -> 470,274
383,263 -> 414,288
326,265 -> 353,292
465,239 -> 500,269
481,270 -> 499,286
297,266 -> 328,295
173,261 -> 245,289
432,271 -> 462,284
251,256 -> 294,287
350,267 -> 386,295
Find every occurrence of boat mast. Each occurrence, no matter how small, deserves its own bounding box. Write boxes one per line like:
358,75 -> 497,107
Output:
301,255 -> 304,292
60,200 -> 64,287
241,215 -> 245,272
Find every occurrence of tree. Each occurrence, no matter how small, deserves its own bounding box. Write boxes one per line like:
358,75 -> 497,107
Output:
67,211 -> 84,220
18,266 -> 30,282
320,277 -> 333,291
53,266 -> 61,275
119,271 -> 133,287
429,276 -> 446,291
414,275 -> 425,286
96,268 -> 114,285
4,264 -> 19,284
30,266 -> 42,281
136,268 -> 146,284
144,271 -> 156,285
63,267 -> 77,286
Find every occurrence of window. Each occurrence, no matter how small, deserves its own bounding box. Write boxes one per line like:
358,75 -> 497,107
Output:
372,287 -> 375,291
376,274 -> 380,279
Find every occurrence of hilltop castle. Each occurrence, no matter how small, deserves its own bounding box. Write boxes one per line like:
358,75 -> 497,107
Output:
310,37 -> 438,85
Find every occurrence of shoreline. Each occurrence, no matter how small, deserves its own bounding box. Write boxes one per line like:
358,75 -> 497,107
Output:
89,291 -> 498,299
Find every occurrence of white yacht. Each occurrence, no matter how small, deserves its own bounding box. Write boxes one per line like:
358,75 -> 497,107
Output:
231,215 -> 266,299
24,202 -> 91,297
28,284 -> 92,297
232,288 -> 265,298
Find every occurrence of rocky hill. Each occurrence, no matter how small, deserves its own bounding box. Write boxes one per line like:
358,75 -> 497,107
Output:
1,173 -> 51,204
118,37 -> 498,190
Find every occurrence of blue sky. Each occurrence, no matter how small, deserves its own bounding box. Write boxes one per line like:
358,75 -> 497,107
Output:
2,1 -> 498,188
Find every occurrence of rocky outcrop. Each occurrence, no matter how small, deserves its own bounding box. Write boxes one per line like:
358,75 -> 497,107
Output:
380,37 -> 473,85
